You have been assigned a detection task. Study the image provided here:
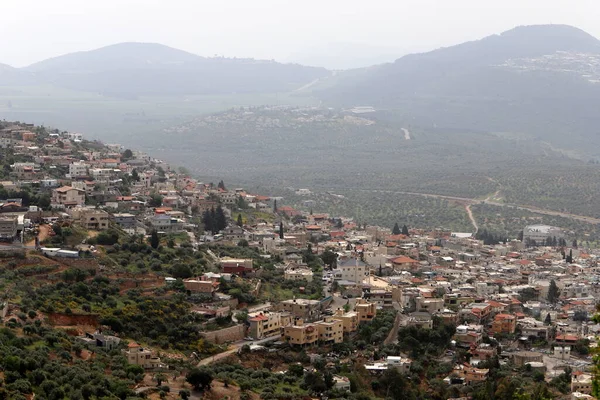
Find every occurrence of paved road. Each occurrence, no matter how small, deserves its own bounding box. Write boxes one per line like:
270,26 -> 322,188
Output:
353,189 -> 600,225
197,335 -> 281,366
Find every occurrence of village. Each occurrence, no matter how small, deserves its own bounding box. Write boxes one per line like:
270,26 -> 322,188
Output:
0,121 -> 598,399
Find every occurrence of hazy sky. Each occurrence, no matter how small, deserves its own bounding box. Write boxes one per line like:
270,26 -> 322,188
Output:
2,0 -> 600,67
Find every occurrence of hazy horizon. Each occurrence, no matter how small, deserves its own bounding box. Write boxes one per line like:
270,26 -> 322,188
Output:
2,0 -> 600,69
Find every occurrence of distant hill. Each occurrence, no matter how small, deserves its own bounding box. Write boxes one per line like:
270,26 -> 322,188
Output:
4,43 -> 331,97
317,25 -> 600,150
0,63 -> 34,85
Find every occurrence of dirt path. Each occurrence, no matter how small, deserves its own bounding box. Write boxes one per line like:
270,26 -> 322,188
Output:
465,204 -> 478,233
27,224 -> 51,246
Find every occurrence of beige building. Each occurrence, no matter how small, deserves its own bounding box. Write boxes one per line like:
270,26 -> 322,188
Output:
315,317 -> 344,344
284,268 -> 314,282
52,186 -> 85,208
122,342 -> 162,369
332,309 -> 359,333
183,279 -> 216,294
77,209 -> 110,230
247,311 -> 291,339
280,298 -> 322,322
415,297 -> 444,314
355,299 -> 377,322
283,319 -> 319,346
572,373 -> 593,395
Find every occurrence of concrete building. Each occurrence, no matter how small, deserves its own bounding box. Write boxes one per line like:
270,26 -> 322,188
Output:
281,299 -> 322,322
75,209 -> 110,230
490,314 -> 517,335
183,279 -> 216,294
315,317 -> 344,344
333,258 -> 368,283
52,186 -> 85,208
68,161 -> 89,178
571,373 -> 593,395
283,319 -> 318,347
284,268 -> 314,282
0,216 -> 18,241
122,342 -> 162,369
113,213 -> 137,229
247,311 -> 291,340
148,214 -> 185,233
522,225 -> 564,245
332,309 -> 359,333
354,298 -> 377,323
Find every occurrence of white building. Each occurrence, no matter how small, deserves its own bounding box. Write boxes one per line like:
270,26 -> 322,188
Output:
522,225 -> 564,244
68,161 -> 89,178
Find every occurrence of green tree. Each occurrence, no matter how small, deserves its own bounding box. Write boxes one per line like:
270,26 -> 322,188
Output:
150,230 -> 160,249
402,224 -> 409,236
547,280 -> 560,304
279,222 -> 284,239
149,193 -> 163,208
186,368 -> 213,391
215,206 -> 227,232
122,149 -> 133,159
237,214 -> 243,227
544,313 -> 551,325
131,169 -> 140,181
392,223 -> 401,235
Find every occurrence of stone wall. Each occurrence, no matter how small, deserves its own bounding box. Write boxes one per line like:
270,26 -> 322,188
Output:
201,324 -> 245,344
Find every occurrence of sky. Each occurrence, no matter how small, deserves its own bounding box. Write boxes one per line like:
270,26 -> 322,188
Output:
2,0 -> 600,68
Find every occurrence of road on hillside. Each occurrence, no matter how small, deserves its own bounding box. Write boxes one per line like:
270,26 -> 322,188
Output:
351,189 -> 600,225
196,335 -> 281,367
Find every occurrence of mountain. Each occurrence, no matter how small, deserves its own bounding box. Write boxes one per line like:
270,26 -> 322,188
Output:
25,42 -> 200,73
8,43 -> 331,97
284,42 -> 414,70
0,63 -> 35,85
317,25 -> 600,151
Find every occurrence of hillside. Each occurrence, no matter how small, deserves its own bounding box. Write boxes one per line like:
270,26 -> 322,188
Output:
3,43 -> 331,97
317,25 -> 600,155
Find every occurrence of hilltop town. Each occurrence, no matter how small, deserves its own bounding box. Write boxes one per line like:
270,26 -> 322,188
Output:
0,120 -> 598,399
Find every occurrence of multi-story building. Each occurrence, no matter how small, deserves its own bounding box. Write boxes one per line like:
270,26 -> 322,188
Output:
51,186 -> 86,208
454,324 -> 484,348
280,299 -> 322,322
354,299 -> 377,323
11,162 -> 38,180
247,311 -> 291,339
333,258 -> 368,283
522,224 -> 564,245
332,309 -> 359,333
112,213 -> 137,229
571,373 -> 593,395
75,209 -> 110,230
415,297 -> 444,314
148,214 -> 185,233
68,161 -> 89,178
283,319 -> 318,347
0,216 -> 18,241
490,313 -> 517,334
315,317 -> 344,344
122,342 -> 162,369
364,289 -> 394,308
220,258 -> 254,275
284,268 -> 314,282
